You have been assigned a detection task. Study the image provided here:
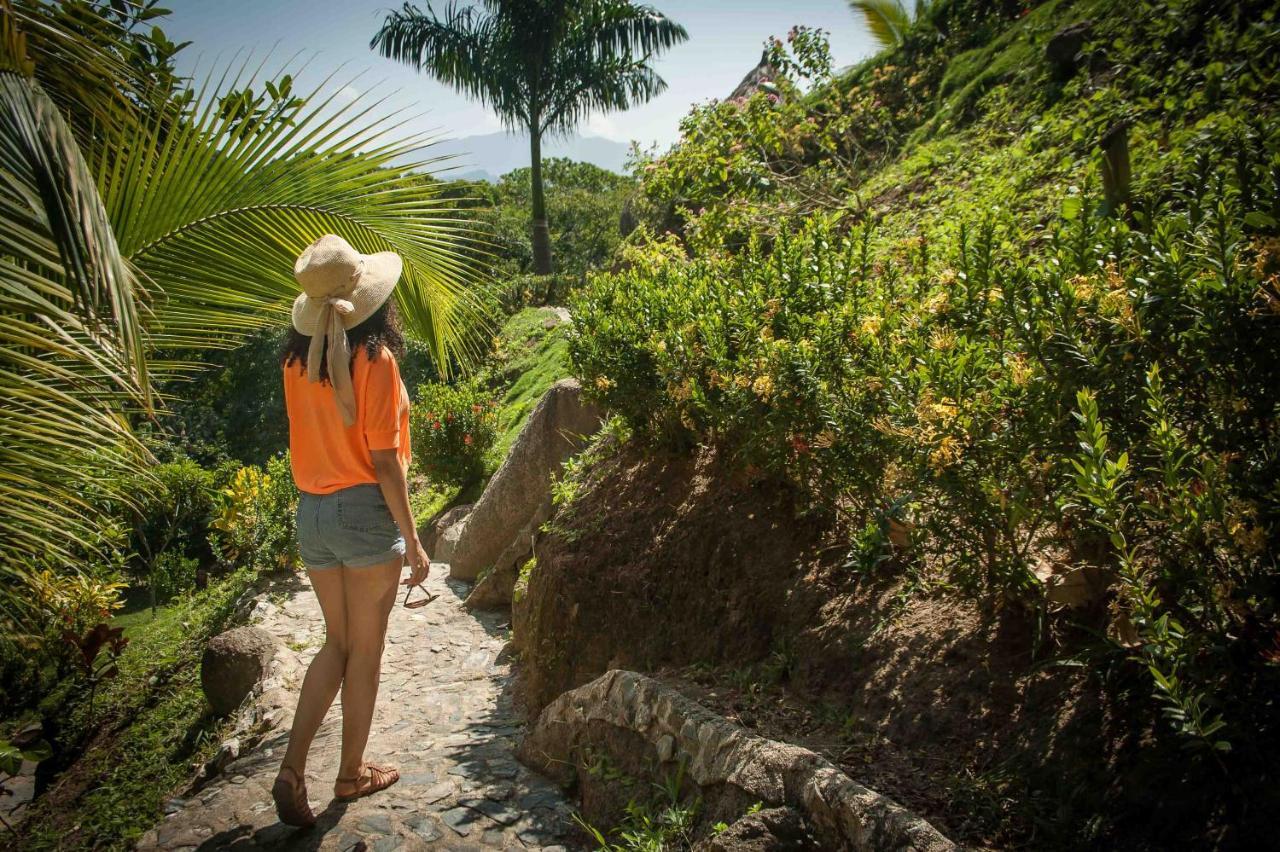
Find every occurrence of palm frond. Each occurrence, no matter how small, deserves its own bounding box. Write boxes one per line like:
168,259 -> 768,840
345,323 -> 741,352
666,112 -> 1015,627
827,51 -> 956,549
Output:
848,0 -> 913,49
91,61 -> 495,368
0,20 -> 153,576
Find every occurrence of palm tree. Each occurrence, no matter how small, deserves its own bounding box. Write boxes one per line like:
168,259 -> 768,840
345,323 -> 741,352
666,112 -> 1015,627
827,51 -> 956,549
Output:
1,1 -> 490,611
848,0 -> 932,49
372,0 -> 687,275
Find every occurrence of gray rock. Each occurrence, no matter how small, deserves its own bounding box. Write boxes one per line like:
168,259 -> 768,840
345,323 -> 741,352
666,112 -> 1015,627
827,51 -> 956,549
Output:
1046,20 -> 1093,79
518,670 -> 955,852
406,814 -> 443,842
464,498 -> 551,611
441,806 -> 477,836
449,379 -> 603,581
424,502 -> 474,563
200,626 -> 281,715
357,813 -> 393,835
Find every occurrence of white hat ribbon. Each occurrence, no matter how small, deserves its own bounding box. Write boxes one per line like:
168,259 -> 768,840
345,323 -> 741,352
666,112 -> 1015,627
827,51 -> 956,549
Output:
306,296 -> 358,427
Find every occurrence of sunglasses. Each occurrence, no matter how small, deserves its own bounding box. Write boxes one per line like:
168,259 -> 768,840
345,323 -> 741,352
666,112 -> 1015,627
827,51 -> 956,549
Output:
402,583 -> 439,609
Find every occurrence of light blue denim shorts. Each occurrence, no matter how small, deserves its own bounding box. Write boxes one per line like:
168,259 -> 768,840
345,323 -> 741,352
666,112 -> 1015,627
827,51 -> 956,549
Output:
296,483 -> 405,570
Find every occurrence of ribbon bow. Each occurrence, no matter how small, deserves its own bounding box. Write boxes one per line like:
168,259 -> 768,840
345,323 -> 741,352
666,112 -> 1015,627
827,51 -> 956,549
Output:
306,296 -> 358,427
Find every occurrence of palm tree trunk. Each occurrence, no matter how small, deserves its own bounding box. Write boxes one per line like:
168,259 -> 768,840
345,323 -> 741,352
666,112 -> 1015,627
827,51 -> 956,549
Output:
529,128 -> 553,275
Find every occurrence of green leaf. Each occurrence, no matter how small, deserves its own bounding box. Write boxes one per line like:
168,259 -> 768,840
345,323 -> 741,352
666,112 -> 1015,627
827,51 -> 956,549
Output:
1243,211 -> 1277,229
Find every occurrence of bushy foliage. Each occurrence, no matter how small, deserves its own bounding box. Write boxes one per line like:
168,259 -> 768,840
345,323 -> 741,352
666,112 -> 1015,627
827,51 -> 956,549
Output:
410,381 -> 500,487
18,571 -> 127,676
572,112 -> 1280,752
210,455 -> 300,573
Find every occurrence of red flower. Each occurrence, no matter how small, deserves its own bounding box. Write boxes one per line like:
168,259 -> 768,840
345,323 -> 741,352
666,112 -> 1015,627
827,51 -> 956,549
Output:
790,435 -> 810,454
432,421 -> 442,430
463,434 -> 473,446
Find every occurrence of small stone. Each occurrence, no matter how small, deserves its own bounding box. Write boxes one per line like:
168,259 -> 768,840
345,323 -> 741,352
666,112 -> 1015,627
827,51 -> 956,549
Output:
655,734 -> 676,763
406,814 -> 443,842
442,807 -> 476,836
421,780 -> 455,803
460,796 -> 520,826
357,813 -> 393,835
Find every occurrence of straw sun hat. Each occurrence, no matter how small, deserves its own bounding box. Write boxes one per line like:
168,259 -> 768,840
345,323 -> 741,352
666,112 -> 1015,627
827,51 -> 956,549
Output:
291,234 -> 403,427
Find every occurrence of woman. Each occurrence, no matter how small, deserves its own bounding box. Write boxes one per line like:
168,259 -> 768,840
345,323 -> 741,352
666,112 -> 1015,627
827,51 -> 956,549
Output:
270,235 -> 431,827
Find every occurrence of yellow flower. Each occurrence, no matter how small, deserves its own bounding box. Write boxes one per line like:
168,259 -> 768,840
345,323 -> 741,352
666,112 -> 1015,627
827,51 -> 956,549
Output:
813,430 -> 837,449
752,374 -> 775,400
929,435 -> 962,472
859,315 -> 882,337
760,326 -> 774,342
734,374 -> 752,390
1067,274 -> 1096,301
1009,354 -> 1033,387
594,375 -> 615,392
929,328 -> 956,351
922,290 -> 949,315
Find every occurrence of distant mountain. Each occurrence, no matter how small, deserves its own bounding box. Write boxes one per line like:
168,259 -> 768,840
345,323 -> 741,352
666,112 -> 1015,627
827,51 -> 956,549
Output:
399,132 -> 631,182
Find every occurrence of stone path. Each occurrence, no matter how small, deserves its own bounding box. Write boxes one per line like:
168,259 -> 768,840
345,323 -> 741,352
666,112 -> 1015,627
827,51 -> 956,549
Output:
138,565 -> 583,851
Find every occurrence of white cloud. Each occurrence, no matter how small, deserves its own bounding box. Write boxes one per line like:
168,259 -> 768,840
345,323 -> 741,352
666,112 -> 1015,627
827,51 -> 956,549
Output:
585,113 -> 622,141
336,84 -> 361,104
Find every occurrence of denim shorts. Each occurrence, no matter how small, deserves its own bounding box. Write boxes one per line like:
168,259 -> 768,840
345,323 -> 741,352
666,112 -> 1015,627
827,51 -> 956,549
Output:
296,483 -> 405,570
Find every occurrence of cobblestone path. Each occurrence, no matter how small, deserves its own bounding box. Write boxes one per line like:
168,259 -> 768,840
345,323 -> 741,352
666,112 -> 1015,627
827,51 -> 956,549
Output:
138,566 -> 582,851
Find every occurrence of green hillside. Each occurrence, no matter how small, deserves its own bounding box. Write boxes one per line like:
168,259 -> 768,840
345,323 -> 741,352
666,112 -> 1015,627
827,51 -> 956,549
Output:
559,0 -> 1280,845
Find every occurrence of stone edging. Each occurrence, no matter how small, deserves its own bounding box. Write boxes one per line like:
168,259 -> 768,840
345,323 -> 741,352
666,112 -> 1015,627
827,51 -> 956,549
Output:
518,669 -> 956,852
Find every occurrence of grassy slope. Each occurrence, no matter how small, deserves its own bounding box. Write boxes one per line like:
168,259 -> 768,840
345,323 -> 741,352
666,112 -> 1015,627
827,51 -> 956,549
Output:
20,570 -> 256,850
411,306 -> 573,526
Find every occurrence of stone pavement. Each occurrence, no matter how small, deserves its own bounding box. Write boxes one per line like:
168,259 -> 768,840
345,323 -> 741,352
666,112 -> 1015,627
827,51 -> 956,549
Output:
137,565 -> 583,851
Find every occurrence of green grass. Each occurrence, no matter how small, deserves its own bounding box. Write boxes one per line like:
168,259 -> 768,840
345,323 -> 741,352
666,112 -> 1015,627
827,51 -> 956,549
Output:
484,307 -> 573,467
22,569 -> 258,850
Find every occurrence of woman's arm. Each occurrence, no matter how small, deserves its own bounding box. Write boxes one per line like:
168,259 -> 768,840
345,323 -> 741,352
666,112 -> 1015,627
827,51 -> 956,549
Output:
372,448 -> 429,586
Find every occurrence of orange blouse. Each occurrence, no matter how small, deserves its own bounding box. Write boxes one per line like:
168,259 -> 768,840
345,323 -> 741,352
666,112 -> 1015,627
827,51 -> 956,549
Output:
283,346 -> 411,495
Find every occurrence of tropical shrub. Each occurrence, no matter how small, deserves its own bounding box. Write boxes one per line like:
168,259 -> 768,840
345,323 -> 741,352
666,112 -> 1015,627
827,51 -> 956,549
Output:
125,458 -> 221,583
20,570 -> 127,674
410,381 -> 500,487
211,455 -> 299,573
571,120 -> 1280,751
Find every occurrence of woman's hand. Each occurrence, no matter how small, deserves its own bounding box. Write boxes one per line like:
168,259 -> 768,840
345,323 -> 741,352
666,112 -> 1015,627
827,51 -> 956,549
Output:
404,536 -> 430,587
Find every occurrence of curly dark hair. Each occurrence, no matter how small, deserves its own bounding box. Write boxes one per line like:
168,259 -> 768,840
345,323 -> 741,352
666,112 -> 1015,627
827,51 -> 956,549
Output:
281,300 -> 406,383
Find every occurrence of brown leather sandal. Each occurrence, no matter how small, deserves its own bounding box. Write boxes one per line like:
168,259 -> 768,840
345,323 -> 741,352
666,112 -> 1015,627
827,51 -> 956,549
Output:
334,762 -> 400,801
271,765 -> 316,827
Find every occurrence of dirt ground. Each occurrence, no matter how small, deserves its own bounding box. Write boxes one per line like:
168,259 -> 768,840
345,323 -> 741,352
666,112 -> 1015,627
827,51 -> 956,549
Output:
514,440 -> 1277,850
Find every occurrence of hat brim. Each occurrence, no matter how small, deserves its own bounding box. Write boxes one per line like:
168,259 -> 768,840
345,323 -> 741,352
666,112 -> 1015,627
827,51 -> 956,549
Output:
291,250 -> 403,335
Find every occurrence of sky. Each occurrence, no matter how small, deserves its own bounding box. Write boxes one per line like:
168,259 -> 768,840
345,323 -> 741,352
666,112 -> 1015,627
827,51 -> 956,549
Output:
163,0 -> 880,154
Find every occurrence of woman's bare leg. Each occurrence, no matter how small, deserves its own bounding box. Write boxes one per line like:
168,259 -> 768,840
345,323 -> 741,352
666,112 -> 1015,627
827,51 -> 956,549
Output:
335,559 -> 401,786
278,568 -> 348,779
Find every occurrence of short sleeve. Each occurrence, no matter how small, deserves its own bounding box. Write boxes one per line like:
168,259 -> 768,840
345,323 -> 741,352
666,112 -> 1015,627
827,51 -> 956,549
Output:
362,351 -> 403,451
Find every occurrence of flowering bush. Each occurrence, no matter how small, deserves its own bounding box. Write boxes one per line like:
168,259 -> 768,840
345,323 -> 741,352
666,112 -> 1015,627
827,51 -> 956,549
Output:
571,121 -> 1280,751
410,381 -> 499,487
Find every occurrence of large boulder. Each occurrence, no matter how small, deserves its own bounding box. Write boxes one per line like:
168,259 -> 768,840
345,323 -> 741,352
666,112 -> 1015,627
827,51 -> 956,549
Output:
422,502 -> 473,564
518,670 -> 954,852
449,379 -> 603,581
465,497 -> 553,610
200,626 -> 281,716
